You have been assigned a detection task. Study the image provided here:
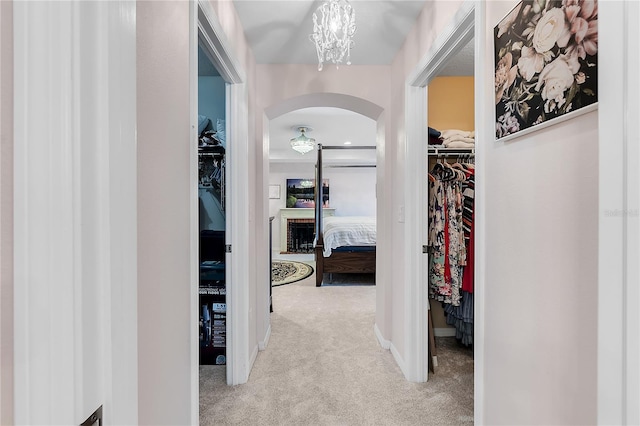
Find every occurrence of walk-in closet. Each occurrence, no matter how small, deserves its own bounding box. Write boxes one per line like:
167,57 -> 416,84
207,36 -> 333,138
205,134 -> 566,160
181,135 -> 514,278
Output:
197,40 -> 228,369
425,38 -> 475,391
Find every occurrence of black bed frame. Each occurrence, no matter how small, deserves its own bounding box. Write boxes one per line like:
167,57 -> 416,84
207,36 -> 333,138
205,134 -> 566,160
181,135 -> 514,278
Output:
313,144 -> 376,287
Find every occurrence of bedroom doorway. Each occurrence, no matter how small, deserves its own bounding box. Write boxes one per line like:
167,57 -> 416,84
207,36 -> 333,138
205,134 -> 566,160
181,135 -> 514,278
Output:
267,107 -> 377,266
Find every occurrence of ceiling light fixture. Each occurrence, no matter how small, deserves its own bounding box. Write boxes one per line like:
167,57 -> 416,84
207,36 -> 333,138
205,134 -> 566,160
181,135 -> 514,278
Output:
290,126 -> 316,155
309,0 -> 356,71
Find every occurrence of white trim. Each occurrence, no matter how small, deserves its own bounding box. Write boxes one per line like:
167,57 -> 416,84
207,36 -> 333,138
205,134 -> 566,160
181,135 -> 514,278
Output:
197,2 -> 244,84
434,328 -> 457,338
598,2 -> 628,424
226,81 -> 251,385
473,2 -> 487,424
624,3 -> 640,424
14,3 -> 81,422
403,83 -> 428,383
389,342 -> 407,379
495,103 -> 598,143
598,1 -> 640,424
374,324 -> 390,350
193,0 -> 250,389
258,324 -> 271,351
407,1 -> 474,87
13,1 -> 138,423
189,1 -> 199,423
404,0 -> 475,385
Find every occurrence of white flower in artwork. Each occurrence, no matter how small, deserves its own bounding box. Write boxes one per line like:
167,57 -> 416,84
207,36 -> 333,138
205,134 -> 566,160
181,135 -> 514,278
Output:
536,56 -> 575,107
532,7 -> 570,53
517,45 -> 546,81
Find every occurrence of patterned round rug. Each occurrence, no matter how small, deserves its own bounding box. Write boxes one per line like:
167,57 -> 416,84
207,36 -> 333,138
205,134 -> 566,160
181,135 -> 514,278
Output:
271,260 -> 314,286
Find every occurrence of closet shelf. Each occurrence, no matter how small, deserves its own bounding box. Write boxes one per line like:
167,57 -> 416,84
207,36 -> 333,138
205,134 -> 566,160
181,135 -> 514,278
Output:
427,145 -> 475,156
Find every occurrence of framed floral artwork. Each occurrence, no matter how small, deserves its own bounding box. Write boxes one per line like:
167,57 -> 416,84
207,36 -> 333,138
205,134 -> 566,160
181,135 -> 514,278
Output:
494,0 -> 598,141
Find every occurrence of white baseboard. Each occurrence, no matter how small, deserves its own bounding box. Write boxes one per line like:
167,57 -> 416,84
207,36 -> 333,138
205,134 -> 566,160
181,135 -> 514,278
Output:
375,324 -> 411,381
374,323 -> 390,349
389,342 -> 408,379
258,324 -> 271,350
434,327 -> 456,337
248,344 -> 259,377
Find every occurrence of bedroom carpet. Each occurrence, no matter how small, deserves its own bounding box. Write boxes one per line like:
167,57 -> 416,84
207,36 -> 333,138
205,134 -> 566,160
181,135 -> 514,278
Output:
200,267 -> 474,425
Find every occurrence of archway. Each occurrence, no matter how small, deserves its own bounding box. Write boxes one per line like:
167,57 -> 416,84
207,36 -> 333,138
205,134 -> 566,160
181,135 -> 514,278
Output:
257,93 -> 391,355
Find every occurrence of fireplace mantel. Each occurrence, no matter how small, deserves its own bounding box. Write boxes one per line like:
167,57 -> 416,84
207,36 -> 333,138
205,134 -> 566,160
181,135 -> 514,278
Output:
280,208 -> 335,253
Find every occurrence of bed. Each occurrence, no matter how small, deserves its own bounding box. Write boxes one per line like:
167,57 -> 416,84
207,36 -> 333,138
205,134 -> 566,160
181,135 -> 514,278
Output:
313,143 -> 377,287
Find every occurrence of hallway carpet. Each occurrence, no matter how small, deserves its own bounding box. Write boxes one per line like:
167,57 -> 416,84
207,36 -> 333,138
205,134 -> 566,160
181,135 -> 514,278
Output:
200,270 -> 474,425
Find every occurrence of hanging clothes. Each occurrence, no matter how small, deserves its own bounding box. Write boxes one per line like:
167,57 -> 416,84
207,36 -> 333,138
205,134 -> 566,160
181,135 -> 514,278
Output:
428,162 -> 466,306
428,159 -> 475,346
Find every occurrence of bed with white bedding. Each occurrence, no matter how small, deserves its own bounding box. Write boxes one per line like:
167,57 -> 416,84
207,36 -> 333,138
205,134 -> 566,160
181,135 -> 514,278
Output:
313,143 -> 377,287
321,216 -> 376,257
314,215 -> 376,286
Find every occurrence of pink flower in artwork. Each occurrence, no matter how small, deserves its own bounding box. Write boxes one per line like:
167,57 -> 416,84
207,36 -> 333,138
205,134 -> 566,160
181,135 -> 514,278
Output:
562,0 -> 598,58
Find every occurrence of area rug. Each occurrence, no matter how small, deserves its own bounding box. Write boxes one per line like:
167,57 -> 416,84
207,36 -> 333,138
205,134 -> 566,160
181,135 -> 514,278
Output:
271,260 -> 314,286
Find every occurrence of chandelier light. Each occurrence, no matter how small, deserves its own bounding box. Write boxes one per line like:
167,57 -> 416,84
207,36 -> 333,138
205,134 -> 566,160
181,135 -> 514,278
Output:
309,0 -> 356,71
290,126 -> 316,154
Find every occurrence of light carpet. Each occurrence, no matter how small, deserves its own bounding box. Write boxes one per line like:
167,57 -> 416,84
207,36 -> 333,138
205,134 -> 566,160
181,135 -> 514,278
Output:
200,268 -> 474,425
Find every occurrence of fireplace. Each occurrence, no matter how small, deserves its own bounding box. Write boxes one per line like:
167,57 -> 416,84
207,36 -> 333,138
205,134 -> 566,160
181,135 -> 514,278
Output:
279,208 -> 335,254
286,219 -> 315,253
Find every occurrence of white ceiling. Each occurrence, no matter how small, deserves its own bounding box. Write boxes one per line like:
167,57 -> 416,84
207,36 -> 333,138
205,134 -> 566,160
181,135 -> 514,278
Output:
232,0 -> 427,65
230,0 -> 474,162
270,107 -> 377,164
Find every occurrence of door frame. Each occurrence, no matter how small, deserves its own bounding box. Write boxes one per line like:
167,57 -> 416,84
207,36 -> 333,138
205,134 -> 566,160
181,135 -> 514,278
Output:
190,1 -> 250,405
597,1 -> 640,423
403,0 -> 476,384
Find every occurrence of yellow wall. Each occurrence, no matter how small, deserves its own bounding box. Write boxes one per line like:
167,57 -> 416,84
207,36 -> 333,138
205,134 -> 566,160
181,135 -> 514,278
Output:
427,76 -> 474,132
428,75 -> 474,330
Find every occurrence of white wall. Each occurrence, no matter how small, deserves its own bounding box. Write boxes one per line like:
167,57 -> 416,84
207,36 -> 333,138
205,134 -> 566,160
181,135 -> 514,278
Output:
269,162 -> 376,252
479,2 -> 598,424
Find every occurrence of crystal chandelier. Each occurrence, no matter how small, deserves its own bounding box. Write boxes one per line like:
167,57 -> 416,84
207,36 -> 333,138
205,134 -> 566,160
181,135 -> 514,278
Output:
290,126 -> 316,154
309,0 -> 356,71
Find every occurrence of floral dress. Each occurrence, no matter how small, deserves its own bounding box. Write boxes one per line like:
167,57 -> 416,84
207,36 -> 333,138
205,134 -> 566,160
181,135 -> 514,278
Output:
428,164 -> 467,306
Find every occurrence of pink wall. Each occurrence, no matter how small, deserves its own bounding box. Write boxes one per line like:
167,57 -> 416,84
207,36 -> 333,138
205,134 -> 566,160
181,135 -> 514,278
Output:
387,0 -> 598,422
0,1 -> 13,424
388,0 -> 465,367
137,0 -> 258,421
481,3 -> 598,424
137,2 -> 193,423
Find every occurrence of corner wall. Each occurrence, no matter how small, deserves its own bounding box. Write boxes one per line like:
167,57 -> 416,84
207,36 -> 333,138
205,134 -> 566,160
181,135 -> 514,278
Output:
137,2 -> 193,423
137,0 -> 258,420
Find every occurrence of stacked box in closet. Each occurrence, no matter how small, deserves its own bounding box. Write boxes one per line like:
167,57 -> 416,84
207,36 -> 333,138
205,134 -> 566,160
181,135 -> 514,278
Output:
427,129 -> 475,346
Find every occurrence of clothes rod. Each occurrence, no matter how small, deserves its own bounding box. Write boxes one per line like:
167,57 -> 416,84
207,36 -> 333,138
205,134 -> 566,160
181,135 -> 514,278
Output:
320,145 -> 376,150
325,164 -> 376,168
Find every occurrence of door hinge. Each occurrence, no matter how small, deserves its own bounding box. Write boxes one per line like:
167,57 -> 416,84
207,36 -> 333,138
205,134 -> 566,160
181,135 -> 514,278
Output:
422,245 -> 429,253
225,244 -> 232,253
80,405 -> 102,426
